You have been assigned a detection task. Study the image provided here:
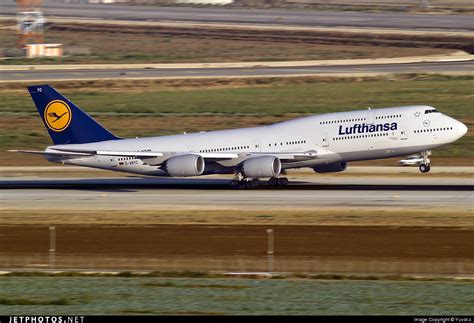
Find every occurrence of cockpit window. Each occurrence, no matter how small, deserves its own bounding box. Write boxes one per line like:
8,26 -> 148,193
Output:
424,109 -> 440,114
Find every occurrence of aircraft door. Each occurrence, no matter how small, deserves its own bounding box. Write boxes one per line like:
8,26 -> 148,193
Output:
367,108 -> 375,125
253,139 -> 262,152
108,157 -> 118,168
400,127 -> 408,140
432,128 -> 438,141
322,133 -> 329,148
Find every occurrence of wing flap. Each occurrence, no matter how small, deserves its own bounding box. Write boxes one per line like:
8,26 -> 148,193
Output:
251,151 -> 318,161
198,152 -> 239,160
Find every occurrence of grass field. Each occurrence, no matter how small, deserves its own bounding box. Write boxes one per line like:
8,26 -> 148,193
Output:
3,76 -> 472,117
0,23 -> 455,65
0,76 -> 472,165
0,276 -> 472,315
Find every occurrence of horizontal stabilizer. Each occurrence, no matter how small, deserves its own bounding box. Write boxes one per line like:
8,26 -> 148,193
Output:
8,149 -> 92,156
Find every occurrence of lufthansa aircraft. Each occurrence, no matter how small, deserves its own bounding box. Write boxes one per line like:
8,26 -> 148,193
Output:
11,85 -> 468,189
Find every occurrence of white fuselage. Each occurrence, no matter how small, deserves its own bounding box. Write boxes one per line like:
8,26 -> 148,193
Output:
47,105 -> 467,176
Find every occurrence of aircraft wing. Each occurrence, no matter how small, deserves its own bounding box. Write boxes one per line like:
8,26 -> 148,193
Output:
10,148 -> 320,165
48,148 -> 319,161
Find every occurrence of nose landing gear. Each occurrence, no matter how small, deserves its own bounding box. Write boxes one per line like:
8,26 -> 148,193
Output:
419,164 -> 431,173
419,150 -> 431,173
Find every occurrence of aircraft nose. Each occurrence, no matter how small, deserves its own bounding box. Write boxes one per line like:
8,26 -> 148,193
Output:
455,120 -> 468,138
458,121 -> 468,137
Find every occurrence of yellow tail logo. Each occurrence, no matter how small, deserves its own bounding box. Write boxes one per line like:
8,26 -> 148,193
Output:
44,100 -> 72,132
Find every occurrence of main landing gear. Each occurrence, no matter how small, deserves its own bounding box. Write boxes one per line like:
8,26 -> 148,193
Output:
230,174 -> 289,189
419,150 -> 431,173
230,174 -> 261,189
230,178 -> 260,189
268,177 -> 289,187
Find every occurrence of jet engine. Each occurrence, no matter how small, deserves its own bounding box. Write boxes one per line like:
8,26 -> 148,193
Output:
242,156 -> 281,178
313,162 -> 347,173
165,154 -> 205,177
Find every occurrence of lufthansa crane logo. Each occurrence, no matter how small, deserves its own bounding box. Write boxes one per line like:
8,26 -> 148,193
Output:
44,100 -> 72,132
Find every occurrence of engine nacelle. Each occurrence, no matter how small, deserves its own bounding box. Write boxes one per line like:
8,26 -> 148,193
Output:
165,154 -> 205,177
242,156 -> 281,178
312,162 -> 347,173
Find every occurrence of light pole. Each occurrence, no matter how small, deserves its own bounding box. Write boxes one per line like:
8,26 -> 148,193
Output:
49,226 -> 55,270
266,229 -> 274,274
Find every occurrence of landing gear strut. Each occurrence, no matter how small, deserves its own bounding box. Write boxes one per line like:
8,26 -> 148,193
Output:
419,150 -> 431,173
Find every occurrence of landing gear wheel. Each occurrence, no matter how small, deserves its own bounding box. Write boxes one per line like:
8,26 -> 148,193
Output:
238,181 -> 248,190
269,177 -> 289,186
269,177 -> 278,186
231,178 -> 260,189
419,164 -> 431,173
277,177 -> 289,186
247,178 -> 260,189
230,180 -> 239,188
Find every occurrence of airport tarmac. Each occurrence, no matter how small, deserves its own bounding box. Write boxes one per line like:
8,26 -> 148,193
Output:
1,2 -> 473,31
1,61 -> 473,82
2,188 -> 472,210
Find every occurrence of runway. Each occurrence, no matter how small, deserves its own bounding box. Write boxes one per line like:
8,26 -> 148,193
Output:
1,61 -> 473,82
2,189 -> 472,209
1,2 -> 473,31
1,177 -> 472,210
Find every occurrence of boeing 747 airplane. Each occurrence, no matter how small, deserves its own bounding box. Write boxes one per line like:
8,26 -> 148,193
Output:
11,85 -> 468,189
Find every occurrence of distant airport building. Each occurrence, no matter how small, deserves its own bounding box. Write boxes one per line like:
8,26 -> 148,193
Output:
24,43 -> 63,58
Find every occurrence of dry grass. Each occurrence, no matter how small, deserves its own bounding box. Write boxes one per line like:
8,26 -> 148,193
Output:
0,209 -> 472,227
0,77 -> 389,93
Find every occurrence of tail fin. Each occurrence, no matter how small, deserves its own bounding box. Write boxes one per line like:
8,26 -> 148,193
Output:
28,85 -> 119,145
